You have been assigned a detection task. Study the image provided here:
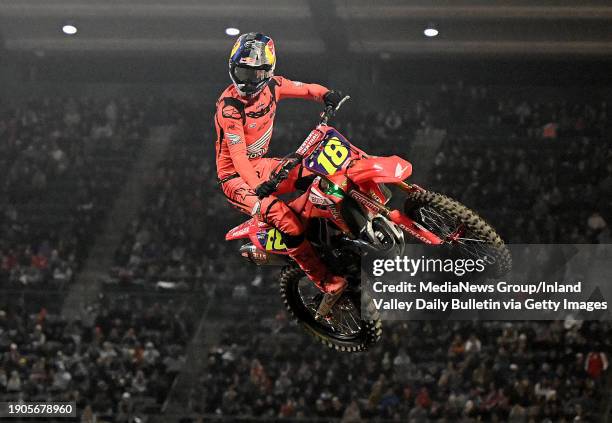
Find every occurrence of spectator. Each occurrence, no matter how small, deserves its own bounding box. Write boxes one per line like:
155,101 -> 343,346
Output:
585,350 -> 608,379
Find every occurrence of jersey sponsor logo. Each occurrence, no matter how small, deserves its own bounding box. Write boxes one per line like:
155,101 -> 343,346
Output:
227,133 -> 242,145
222,105 -> 242,120
233,187 -> 253,203
246,124 -> 273,156
247,147 -> 268,159
291,80 -> 304,87
246,100 -> 274,118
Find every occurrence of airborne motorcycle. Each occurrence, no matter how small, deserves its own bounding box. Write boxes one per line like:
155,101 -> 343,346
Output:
226,97 -> 511,352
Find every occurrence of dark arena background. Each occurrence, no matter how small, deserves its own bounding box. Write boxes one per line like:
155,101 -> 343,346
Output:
1,0 -> 612,422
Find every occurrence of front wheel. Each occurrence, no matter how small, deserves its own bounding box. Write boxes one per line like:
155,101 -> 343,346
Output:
279,267 -> 382,352
403,189 -> 512,277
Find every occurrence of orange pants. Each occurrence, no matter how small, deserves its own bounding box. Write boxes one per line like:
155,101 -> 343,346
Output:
221,158 -> 308,240
221,159 -> 339,288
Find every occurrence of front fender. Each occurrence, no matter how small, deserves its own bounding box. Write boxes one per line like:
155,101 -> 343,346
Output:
347,156 -> 412,184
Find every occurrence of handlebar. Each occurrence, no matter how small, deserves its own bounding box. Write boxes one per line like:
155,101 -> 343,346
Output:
319,95 -> 350,126
257,95 -> 351,199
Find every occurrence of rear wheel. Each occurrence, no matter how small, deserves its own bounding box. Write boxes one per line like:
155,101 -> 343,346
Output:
403,190 -> 512,276
279,267 -> 382,352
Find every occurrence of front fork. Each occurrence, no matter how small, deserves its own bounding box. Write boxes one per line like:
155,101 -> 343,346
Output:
347,183 -> 444,245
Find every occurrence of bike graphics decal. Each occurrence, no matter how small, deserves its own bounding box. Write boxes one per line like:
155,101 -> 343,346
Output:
257,228 -> 287,251
305,130 -> 351,176
308,186 -> 334,206
349,189 -> 383,213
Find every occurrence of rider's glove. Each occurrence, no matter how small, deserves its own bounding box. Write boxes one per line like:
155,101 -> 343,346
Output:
255,179 -> 277,198
323,90 -> 343,109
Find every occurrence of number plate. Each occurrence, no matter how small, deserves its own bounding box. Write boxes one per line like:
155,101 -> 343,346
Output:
304,129 -> 351,176
257,228 -> 287,251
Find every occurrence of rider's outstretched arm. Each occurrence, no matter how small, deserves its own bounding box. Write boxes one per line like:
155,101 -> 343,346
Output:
217,105 -> 261,189
273,76 -> 329,102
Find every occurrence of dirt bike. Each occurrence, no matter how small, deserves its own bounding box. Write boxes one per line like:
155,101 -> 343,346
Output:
226,97 -> 511,352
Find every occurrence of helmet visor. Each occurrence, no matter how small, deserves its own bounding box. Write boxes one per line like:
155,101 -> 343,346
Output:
232,66 -> 267,84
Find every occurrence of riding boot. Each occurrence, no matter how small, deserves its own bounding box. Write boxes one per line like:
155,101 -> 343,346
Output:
286,239 -> 347,294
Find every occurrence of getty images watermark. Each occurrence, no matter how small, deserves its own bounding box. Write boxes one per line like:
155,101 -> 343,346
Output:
362,244 -> 612,320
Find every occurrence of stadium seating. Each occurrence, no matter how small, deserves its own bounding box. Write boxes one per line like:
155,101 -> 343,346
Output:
1,85 -> 611,421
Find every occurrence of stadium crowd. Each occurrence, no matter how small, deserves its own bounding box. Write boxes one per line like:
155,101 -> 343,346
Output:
108,83 -> 611,294
0,82 -> 611,422
0,293 -> 196,421
198,306 -> 608,422
0,97 -> 147,290
189,82 -> 611,421
108,138 -> 233,291
430,134 -> 612,245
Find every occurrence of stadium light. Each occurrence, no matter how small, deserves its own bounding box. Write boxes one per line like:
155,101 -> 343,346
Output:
225,27 -> 240,36
424,26 -> 439,37
62,24 -> 77,35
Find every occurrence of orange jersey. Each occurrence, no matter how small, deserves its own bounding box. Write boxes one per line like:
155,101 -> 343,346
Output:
214,76 -> 328,188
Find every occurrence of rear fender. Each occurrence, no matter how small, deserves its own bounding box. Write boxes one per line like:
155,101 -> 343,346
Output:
347,156 -> 412,184
226,217 -> 290,255
225,218 -> 257,241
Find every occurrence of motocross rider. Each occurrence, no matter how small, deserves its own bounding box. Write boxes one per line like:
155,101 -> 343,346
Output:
214,32 -> 346,294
